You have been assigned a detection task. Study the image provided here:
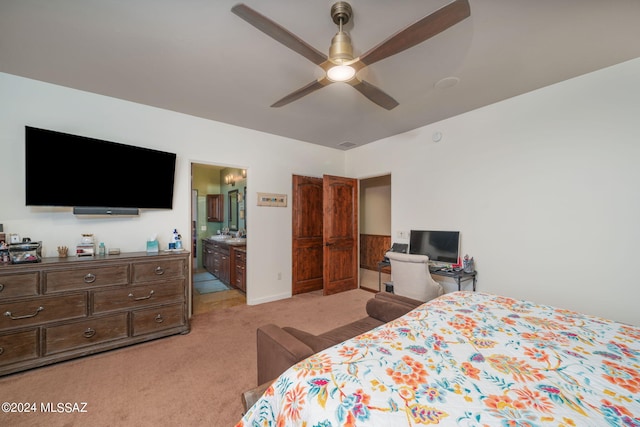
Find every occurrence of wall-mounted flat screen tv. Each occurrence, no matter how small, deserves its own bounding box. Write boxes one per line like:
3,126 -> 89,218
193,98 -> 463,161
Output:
25,126 -> 176,212
409,230 -> 460,263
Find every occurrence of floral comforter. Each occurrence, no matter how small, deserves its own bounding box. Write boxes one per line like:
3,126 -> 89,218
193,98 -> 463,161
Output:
236,291 -> 640,426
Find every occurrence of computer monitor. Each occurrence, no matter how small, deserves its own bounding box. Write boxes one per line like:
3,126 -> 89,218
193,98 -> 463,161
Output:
409,230 -> 460,264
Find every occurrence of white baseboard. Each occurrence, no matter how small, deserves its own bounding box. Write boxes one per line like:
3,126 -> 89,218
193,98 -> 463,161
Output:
246,291 -> 292,306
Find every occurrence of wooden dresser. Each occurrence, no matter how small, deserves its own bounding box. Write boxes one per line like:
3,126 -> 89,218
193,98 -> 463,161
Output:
0,251 -> 190,376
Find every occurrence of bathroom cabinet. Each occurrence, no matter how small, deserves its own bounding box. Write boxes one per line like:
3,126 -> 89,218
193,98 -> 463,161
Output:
234,247 -> 246,292
202,239 -> 246,291
202,239 -> 230,284
206,194 -> 224,222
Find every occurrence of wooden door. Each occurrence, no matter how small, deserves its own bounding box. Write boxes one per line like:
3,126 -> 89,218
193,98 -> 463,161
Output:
291,175 -> 324,295
322,174 -> 358,295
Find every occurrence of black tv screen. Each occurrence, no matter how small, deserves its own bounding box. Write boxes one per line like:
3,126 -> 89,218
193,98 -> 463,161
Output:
25,126 -> 176,210
409,230 -> 460,263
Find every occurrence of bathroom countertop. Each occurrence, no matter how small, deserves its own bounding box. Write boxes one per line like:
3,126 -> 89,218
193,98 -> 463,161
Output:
204,237 -> 247,247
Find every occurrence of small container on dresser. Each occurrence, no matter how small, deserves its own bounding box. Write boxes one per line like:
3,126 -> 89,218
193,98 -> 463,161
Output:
8,241 -> 42,264
0,231 -> 7,264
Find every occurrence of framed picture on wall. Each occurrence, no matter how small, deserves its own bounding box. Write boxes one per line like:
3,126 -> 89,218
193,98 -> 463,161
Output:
257,192 -> 287,207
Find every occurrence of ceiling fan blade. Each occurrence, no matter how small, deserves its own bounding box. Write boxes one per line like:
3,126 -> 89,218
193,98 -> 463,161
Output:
271,79 -> 330,108
350,80 -> 399,110
359,0 -> 470,66
231,3 -> 327,66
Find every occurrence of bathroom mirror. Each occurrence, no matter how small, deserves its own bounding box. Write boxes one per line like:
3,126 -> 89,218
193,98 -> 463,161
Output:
228,190 -> 239,231
243,186 -> 247,231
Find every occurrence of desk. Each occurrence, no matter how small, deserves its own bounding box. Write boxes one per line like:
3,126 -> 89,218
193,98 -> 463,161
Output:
377,260 -> 391,291
378,261 -> 477,292
430,268 -> 477,291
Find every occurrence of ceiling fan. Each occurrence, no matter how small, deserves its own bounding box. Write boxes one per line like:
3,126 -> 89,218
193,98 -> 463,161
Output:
231,0 -> 470,110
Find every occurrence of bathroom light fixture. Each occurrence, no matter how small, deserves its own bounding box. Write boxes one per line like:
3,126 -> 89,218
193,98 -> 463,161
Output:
225,170 -> 246,186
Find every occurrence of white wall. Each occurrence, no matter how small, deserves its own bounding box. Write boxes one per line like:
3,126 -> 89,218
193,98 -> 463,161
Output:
4,57 -> 640,325
346,58 -> 640,326
0,73 -> 345,307
360,175 -> 391,235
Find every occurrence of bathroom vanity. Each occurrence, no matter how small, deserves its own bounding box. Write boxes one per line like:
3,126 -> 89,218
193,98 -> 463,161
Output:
202,237 -> 246,292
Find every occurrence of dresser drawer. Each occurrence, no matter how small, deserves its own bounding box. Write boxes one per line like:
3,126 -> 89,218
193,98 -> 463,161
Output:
0,329 -> 39,366
44,313 -> 128,355
0,272 -> 40,299
0,294 -> 87,331
132,259 -> 185,283
44,265 -> 129,292
93,280 -> 184,314
132,303 -> 185,337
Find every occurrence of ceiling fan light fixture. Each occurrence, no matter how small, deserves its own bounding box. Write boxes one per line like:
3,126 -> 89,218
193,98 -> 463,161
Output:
327,26 -> 356,82
232,0 -> 471,109
326,4 -> 356,83
327,64 -> 356,82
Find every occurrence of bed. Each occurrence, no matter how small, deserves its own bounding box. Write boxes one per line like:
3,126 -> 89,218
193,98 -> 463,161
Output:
235,291 -> 640,426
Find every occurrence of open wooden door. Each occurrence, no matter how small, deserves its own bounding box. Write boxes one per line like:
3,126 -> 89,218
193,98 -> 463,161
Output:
322,174 -> 358,295
292,175 -> 324,295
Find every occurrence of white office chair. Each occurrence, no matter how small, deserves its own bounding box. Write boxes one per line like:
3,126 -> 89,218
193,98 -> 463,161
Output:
385,252 -> 444,302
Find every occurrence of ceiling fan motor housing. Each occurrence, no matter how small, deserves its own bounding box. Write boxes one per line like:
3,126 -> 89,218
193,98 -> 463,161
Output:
331,2 -> 352,26
330,31 -> 353,62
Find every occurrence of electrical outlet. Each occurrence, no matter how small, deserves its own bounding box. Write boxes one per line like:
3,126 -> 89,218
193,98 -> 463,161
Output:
397,231 -> 408,239
200,226 -> 207,231
277,272 -> 282,280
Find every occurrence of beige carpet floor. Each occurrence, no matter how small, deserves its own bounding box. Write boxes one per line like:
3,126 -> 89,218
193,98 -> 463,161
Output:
359,267 -> 389,293
0,288 -> 373,427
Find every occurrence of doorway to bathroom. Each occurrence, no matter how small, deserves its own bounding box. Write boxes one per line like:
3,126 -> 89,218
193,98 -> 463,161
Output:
191,162 -> 247,315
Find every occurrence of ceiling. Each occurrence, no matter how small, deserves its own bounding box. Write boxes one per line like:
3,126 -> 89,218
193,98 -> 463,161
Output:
1,1 -> 639,150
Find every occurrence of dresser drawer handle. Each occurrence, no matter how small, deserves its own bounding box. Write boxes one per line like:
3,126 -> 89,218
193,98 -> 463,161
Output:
0,347 -> 4,355
128,290 -> 155,301
83,328 -> 96,338
154,266 -> 164,275
84,273 -> 97,283
0,284 -> 4,292
4,306 -> 44,320
154,314 -> 164,323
